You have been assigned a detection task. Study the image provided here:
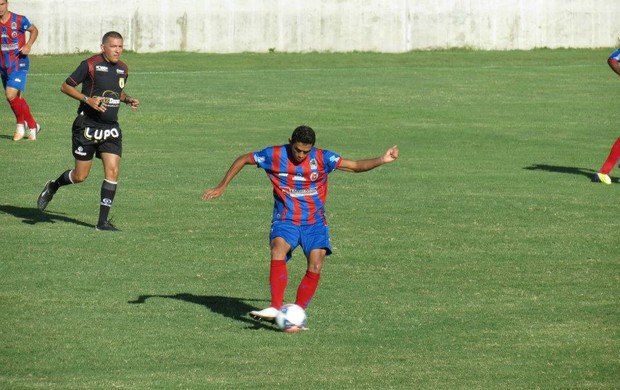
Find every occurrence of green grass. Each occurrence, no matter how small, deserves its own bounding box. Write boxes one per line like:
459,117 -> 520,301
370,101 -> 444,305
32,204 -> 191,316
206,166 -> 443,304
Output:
1,49 -> 619,389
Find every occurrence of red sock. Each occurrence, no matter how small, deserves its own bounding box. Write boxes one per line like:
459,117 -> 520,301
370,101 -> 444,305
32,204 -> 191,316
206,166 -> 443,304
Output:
269,260 -> 287,309
8,97 -> 24,125
295,271 -> 321,309
600,138 -> 620,174
19,97 -> 36,129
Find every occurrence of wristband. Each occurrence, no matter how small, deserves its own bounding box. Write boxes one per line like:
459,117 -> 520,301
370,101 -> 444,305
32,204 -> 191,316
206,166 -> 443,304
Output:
82,96 -> 88,103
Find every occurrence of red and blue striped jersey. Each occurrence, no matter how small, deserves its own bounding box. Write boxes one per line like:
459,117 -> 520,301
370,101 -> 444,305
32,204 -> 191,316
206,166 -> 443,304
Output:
0,12 -> 32,73
251,144 -> 342,226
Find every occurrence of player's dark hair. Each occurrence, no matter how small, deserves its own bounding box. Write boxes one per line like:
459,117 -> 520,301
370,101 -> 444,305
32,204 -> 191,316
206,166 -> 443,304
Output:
291,125 -> 316,145
102,31 -> 123,44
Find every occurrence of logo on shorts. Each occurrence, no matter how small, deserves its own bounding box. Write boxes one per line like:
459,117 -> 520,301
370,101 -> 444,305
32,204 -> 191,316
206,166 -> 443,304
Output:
74,146 -> 87,157
84,127 -> 120,143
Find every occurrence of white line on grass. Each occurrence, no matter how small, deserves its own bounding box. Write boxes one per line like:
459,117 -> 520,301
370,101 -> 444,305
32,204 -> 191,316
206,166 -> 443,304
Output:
28,64 -> 597,78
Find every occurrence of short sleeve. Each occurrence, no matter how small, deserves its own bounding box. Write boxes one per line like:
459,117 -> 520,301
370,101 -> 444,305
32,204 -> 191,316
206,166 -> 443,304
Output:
252,147 -> 272,169
20,16 -> 32,31
65,60 -> 89,87
321,149 -> 341,173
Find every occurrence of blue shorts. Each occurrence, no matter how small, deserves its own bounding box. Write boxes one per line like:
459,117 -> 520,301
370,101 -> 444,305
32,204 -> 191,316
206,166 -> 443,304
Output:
270,222 -> 333,261
1,69 -> 28,91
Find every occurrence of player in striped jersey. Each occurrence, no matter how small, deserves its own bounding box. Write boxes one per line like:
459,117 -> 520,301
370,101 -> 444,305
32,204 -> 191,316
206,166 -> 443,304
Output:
202,125 -> 399,321
593,48 -> 620,185
0,0 -> 40,141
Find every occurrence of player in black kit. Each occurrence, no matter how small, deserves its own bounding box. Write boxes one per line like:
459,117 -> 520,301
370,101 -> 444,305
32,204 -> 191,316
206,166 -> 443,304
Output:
37,31 -> 140,231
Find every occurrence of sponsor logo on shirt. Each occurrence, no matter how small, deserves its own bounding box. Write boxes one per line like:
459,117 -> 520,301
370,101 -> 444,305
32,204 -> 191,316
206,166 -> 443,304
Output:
98,91 -> 122,108
96,65 -> 109,72
284,188 -> 318,198
1,43 -> 19,51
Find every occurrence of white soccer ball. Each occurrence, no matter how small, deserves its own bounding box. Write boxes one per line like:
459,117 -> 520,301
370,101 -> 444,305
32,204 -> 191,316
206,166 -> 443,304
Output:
275,304 -> 307,333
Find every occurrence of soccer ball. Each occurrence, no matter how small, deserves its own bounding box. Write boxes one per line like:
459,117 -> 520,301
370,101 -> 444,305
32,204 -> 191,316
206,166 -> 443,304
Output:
275,304 -> 307,333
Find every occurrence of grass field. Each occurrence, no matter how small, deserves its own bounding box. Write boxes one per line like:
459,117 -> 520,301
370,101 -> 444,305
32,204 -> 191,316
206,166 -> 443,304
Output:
1,49 -> 618,388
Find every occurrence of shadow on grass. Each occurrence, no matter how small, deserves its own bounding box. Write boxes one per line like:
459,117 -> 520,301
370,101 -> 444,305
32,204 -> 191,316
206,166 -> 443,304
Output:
0,204 -> 95,228
128,293 -> 277,331
523,164 -> 618,183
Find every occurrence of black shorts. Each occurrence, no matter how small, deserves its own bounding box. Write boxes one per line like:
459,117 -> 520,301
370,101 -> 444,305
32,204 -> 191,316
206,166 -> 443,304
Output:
72,114 -> 123,161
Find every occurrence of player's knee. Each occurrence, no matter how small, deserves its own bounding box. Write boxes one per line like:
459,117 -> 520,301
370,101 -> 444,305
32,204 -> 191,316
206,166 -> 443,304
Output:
5,90 -> 18,101
307,264 -> 322,274
105,168 -> 119,181
71,171 -> 89,183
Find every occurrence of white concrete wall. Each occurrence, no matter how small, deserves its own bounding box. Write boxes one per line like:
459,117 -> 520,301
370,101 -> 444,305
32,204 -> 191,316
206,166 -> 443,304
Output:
12,0 -> 620,54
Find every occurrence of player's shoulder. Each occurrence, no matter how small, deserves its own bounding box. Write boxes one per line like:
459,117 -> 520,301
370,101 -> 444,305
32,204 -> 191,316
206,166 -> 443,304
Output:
315,147 -> 339,158
9,12 -> 26,20
116,60 -> 129,73
266,144 -> 287,153
85,53 -> 105,66
14,13 -> 32,28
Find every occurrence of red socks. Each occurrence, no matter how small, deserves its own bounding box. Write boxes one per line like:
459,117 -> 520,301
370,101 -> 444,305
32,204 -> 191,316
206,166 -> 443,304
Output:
600,137 -> 620,174
269,260 -> 322,310
269,260 -> 288,309
295,271 -> 321,309
20,97 -> 36,129
8,96 -> 36,128
8,97 -> 23,125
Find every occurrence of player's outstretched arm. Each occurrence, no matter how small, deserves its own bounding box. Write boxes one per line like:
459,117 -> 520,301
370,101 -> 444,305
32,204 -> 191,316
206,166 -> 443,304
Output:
202,153 -> 254,201
337,145 -> 399,173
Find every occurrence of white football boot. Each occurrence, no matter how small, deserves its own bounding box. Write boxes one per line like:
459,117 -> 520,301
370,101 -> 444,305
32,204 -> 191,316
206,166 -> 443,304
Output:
28,123 -> 42,141
249,307 -> 278,321
13,124 -> 25,141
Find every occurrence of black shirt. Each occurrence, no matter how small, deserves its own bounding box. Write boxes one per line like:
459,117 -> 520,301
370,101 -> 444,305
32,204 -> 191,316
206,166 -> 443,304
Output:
65,53 -> 129,124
